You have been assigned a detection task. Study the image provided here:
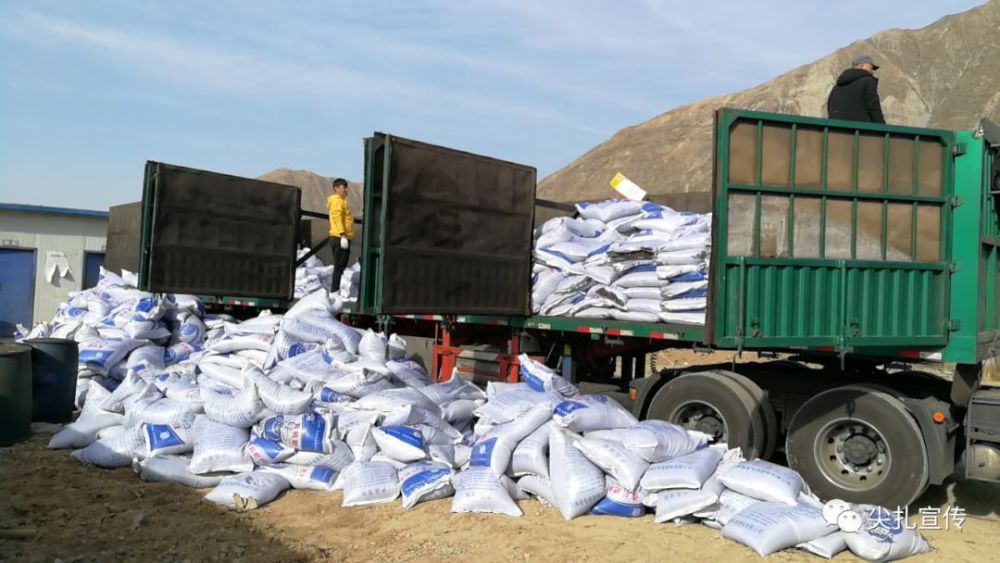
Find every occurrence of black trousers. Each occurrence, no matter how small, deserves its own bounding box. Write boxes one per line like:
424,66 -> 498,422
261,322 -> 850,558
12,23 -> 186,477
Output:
331,240 -> 350,291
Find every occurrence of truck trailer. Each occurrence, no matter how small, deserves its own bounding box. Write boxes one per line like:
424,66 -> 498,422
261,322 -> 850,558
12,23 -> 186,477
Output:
117,108 -> 1000,509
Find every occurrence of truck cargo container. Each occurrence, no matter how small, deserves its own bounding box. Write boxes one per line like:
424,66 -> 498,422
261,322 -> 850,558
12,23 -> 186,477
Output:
119,109 -> 1000,508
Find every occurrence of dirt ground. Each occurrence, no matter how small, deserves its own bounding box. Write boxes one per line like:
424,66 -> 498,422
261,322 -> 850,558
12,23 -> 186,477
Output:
1,432 -> 998,563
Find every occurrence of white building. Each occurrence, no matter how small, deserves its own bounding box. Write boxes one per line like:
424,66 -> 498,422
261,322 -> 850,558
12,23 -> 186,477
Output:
0,203 -> 108,336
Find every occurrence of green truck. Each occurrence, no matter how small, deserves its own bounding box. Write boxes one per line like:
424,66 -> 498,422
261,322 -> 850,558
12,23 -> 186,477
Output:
119,108 -> 1000,509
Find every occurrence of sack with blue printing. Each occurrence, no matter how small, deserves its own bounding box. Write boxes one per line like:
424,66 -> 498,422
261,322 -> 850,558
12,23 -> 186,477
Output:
163,342 -> 200,366
125,344 -> 165,376
573,436 -> 649,492
170,294 -> 205,317
204,471 -> 290,511
246,367 -> 312,415
124,394 -> 200,429
340,461 -> 400,507
260,463 -> 338,491
398,461 -> 455,509
440,399 -> 484,424
510,421 -> 552,478
451,466 -> 522,517
549,426 -> 606,519
517,475 -> 557,507
285,439 -> 355,471
312,386 -> 355,407
270,348 -> 344,384
576,200 -> 645,223
48,396 -> 124,449
474,388 -> 562,424
653,468 -> 726,523
552,394 -> 637,433
99,372 -> 148,413
201,383 -> 266,428
71,426 -> 145,468
134,454 -> 227,488
380,405 -> 463,444
841,505 -> 932,561
257,412 -> 336,453
797,531 -> 848,559
722,501 -> 837,556
285,288 -> 339,320
470,404 -> 552,476
385,358 -> 434,388
171,313 -> 208,346
142,422 -> 194,458
591,476 -> 646,518
188,415 -> 253,474
351,385 -> 440,414
322,368 -> 396,399
621,419 -> 708,463
78,337 -> 144,375
640,445 -> 725,491
418,371 -> 487,405
123,317 -> 171,341
209,332 -> 274,354
198,362 -> 247,391
288,313 -> 361,354
372,425 -> 427,462
718,459 -> 803,505
370,452 -> 407,469
517,354 -> 578,397
704,489 -> 764,527
345,423 -> 378,462
427,443 -> 458,468
245,436 -> 295,465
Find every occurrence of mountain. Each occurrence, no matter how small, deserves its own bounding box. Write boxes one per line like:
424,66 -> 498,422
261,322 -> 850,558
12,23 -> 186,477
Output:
257,168 -> 363,263
538,1 -> 1000,203
257,168 -> 364,216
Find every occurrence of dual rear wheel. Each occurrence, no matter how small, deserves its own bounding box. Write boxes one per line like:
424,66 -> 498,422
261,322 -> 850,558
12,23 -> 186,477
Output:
646,372 -> 930,508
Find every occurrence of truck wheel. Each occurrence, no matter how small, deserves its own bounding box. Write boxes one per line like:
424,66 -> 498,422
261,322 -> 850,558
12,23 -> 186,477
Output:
709,369 -> 778,460
786,385 -> 929,508
646,371 -> 766,459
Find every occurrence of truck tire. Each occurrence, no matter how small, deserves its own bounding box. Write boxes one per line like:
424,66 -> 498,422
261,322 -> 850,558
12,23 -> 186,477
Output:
786,385 -> 929,508
709,369 -> 778,460
645,371 -> 766,459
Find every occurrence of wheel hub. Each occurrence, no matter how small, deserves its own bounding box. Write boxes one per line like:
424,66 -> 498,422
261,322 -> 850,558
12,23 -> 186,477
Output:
843,433 -> 879,465
675,403 -> 726,442
816,421 -> 889,490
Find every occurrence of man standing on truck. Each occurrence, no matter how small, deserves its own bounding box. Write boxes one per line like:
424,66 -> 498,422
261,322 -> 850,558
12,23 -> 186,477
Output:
826,54 -> 886,124
327,178 -> 354,290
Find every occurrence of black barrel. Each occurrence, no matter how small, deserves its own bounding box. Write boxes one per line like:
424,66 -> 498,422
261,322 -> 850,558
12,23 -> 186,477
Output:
25,338 -> 79,423
0,344 -> 32,445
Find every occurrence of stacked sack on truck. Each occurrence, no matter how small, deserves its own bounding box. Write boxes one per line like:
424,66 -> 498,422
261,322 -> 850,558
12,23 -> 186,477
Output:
532,199 -> 710,325
294,248 -> 336,299
293,248 -> 358,301
20,271 -> 931,561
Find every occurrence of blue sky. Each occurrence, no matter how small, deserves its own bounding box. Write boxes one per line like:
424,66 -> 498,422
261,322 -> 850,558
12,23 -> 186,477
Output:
0,1 -> 984,211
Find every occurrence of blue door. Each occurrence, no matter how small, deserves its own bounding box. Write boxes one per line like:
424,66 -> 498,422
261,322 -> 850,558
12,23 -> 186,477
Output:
83,252 -> 105,289
0,248 -> 36,337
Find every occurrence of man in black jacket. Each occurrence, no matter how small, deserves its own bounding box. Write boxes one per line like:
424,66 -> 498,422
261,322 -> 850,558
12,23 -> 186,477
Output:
827,54 -> 886,124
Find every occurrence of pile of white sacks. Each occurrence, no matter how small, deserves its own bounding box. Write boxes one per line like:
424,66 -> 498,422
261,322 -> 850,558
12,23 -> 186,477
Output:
20,270 -> 930,561
294,248 -> 359,302
532,200 -> 710,325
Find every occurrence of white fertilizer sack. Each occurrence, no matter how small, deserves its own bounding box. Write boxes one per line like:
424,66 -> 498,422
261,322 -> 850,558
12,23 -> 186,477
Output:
204,471 -> 290,510
451,467 -> 522,518
340,461 -> 400,507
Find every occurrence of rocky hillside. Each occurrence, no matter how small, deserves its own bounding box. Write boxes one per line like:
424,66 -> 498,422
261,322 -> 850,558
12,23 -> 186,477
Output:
257,168 -> 363,216
539,1 -> 1000,202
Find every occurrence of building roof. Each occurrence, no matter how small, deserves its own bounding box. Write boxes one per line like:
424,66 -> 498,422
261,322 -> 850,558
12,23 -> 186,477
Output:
0,203 -> 109,219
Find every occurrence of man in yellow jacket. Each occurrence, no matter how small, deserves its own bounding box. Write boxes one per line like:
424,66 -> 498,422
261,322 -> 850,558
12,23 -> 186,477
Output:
327,178 -> 354,290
